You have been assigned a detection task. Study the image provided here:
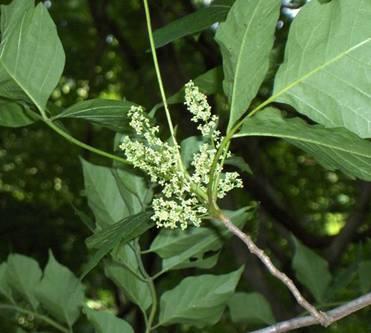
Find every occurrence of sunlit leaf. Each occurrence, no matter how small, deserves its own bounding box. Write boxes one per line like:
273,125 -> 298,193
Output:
159,267 -> 243,327
237,108 -> 371,181
6,254 -> 42,309
36,252 -> 84,326
81,159 -> 131,227
0,0 -> 65,111
215,0 -> 280,129
84,308 -> 134,333
274,0 -> 371,138
54,99 -> 135,132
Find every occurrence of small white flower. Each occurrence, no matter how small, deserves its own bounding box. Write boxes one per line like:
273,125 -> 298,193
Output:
119,85 -> 243,230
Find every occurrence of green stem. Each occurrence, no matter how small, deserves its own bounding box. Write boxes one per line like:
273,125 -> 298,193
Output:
142,0 -> 177,146
207,96 -> 274,210
133,241 -> 158,333
32,103 -> 130,166
0,304 -> 69,333
42,118 -> 130,165
117,259 -> 148,283
151,268 -> 167,280
142,0 -> 209,206
145,275 -> 158,333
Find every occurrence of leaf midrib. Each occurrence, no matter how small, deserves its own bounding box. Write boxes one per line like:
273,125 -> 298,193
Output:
244,37 -> 371,124
234,128 -> 371,159
274,38 -> 371,106
229,2 -> 262,125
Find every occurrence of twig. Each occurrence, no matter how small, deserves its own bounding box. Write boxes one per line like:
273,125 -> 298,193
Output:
218,213 -> 332,327
250,292 -> 371,333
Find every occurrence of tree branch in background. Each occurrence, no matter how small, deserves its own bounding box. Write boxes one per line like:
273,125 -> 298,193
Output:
250,292 -> 371,333
218,213 -> 332,326
235,139 -> 333,248
326,182 -> 371,266
231,237 -> 291,320
87,0 -> 140,70
245,174 -> 333,248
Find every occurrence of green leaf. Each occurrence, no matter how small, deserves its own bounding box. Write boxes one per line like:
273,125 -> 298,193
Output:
151,66 -> 221,118
36,252 -> 84,326
163,251 -> 221,271
0,0 -> 33,34
15,329 -> 27,333
180,136 -> 205,168
167,67 -> 223,105
215,0 -> 280,129
159,267 -> 243,327
0,263 -> 13,302
228,292 -> 275,324
224,155 -> 253,175
292,238 -> 332,303
358,260 -> 371,293
274,0 -> 371,138
72,206 -> 95,232
0,101 -> 37,127
237,108 -> 371,181
86,211 -> 153,250
81,211 -> 154,279
81,159 -> 131,227
105,244 -> 152,312
0,0 -> 65,111
54,99 -> 135,132
325,264 -> 357,300
153,3 -> 231,48
150,207 -> 254,271
6,254 -> 42,309
113,167 -> 153,216
84,307 -> 134,333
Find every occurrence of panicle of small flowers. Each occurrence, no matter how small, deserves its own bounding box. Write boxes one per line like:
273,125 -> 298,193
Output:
152,197 -> 207,230
120,84 -> 243,230
185,80 -> 220,138
120,105 -> 205,229
184,80 -> 243,200
217,172 -> 244,199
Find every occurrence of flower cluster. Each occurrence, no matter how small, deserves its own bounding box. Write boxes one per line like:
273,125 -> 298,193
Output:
185,81 -> 243,198
119,82 -> 243,230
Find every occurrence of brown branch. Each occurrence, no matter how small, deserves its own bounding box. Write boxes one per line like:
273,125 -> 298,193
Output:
250,292 -> 371,333
218,213 -> 332,326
